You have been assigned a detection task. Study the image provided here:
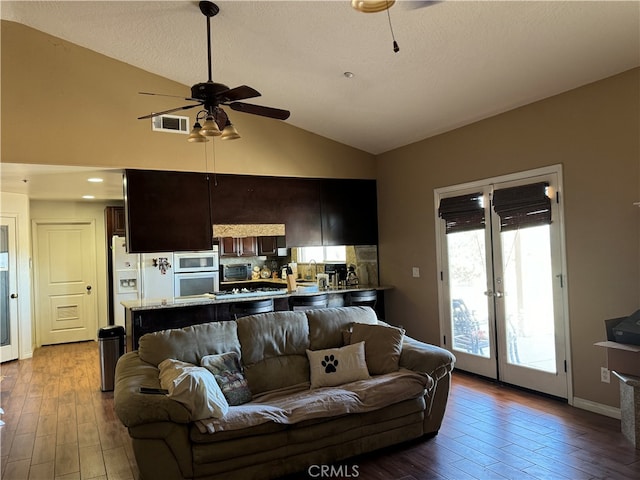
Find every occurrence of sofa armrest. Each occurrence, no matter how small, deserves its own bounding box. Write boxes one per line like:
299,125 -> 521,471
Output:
399,337 -> 456,382
114,351 -> 191,428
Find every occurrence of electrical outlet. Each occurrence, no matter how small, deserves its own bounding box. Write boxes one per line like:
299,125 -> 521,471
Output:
412,267 -> 420,278
601,367 -> 610,383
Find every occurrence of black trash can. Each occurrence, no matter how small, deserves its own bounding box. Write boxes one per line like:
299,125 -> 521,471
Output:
98,325 -> 125,392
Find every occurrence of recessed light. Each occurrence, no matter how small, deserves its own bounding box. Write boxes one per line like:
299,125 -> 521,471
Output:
82,195 -> 95,199
88,177 -> 103,183
343,72 -> 354,79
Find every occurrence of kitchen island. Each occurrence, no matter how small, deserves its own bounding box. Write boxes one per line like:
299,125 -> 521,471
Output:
121,285 -> 391,350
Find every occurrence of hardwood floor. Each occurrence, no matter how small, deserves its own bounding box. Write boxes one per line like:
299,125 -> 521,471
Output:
2,341 -> 639,480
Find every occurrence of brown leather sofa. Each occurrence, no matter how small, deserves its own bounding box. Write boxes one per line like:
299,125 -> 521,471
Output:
114,306 -> 455,480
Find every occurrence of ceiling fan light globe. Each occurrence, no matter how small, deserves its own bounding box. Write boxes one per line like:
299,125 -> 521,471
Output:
200,117 -> 222,136
221,123 -> 241,140
351,0 -> 395,13
187,123 -> 209,142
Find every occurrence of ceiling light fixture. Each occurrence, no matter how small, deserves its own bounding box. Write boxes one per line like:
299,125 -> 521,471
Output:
188,109 -> 240,142
220,121 -> 241,140
351,0 -> 395,13
87,177 -> 103,183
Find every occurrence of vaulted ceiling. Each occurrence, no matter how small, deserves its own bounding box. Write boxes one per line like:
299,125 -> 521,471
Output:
1,1 -> 638,199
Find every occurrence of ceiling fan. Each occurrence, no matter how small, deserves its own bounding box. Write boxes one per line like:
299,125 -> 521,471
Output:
351,1 -> 441,53
137,1 -> 290,142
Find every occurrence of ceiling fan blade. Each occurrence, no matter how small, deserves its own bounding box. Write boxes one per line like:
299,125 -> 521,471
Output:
219,85 -> 262,103
228,102 -> 290,120
139,91 -> 200,102
137,103 -> 202,120
404,1 -> 442,10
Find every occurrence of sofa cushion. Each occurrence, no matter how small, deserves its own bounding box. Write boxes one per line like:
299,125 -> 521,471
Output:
307,341 -> 370,388
349,323 -> 405,375
237,311 -> 310,394
139,321 -> 241,367
201,352 -> 252,406
158,359 -> 229,420
307,306 -> 378,350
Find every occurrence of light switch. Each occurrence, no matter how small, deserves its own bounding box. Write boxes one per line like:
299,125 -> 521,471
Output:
412,267 -> 420,278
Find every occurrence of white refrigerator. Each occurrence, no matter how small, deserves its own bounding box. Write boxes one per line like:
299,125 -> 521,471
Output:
111,235 -> 174,327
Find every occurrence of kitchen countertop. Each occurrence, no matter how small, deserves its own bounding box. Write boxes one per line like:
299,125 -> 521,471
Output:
120,285 -> 391,311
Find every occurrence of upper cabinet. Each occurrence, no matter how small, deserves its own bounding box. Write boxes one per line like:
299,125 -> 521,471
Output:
123,170 -> 377,252
210,175 -> 322,247
218,236 -> 259,257
105,206 -> 126,237
124,169 -> 213,253
320,179 -> 378,246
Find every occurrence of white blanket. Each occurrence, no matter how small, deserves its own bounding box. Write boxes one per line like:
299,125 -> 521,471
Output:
196,368 -> 430,434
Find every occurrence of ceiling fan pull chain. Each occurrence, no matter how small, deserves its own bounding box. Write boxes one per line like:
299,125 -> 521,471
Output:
386,1 -> 399,53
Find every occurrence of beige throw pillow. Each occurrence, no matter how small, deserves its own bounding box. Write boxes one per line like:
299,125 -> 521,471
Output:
349,323 -> 405,375
306,341 -> 370,388
158,359 -> 229,420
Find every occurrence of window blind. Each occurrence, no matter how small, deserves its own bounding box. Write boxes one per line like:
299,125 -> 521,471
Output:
438,193 -> 485,234
492,182 -> 551,231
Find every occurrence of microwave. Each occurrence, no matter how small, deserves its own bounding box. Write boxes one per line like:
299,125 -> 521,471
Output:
221,264 -> 251,282
174,247 -> 219,273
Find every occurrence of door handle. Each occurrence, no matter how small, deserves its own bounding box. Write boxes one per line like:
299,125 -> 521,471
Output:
10,293 -> 18,299
484,290 -> 504,298
86,285 -> 92,292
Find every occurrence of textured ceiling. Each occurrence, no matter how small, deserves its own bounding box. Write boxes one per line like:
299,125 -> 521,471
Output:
1,1 -> 639,199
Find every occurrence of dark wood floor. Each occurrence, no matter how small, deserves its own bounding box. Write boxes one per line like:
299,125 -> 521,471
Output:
1,341 -> 639,480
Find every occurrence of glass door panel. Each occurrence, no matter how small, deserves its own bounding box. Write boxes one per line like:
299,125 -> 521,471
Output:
448,229 -> 491,359
500,225 -> 556,373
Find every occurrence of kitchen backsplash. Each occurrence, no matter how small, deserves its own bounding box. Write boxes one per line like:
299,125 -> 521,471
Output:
218,245 -> 379,286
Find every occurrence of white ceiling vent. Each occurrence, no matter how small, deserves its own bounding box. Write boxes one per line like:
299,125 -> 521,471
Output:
151,114 -> 189,134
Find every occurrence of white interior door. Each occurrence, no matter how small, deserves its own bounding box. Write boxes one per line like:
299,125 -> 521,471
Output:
437,166 -> 569,399
34,221 -> 98,345
1,217 -> 19,362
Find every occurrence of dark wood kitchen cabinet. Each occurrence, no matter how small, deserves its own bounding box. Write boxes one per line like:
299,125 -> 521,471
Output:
210,174 -> 322,247
124,169 -> 213,253
258,236 -> 284,255
219,236 -> 259,257
320,179 -> 378,246
105,206 -> 126,237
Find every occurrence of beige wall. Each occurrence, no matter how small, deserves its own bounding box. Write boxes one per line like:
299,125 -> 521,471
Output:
3,20 -> 640,410
377,68 -> 640,408
0,21 -> 375,179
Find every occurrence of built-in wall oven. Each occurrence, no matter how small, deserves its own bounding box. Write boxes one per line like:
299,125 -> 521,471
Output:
174,247 -> 220,297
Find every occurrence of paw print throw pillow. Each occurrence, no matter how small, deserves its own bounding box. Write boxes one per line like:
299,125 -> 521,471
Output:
306,341 -> 370,388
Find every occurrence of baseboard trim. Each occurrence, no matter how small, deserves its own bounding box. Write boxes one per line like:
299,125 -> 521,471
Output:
573,396 -> 621,419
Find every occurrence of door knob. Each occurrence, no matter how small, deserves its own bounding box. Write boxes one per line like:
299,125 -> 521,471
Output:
484,290 -> 494,297
10,293 -> 18,299
86,285 -> 92,292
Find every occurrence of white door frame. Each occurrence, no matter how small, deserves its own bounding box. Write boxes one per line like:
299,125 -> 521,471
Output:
0,216 -> 19,362
0,192 -> 33,360
435,164 -> 573,404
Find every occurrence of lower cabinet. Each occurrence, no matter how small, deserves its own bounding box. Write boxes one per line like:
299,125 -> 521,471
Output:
125,291 -> 384,351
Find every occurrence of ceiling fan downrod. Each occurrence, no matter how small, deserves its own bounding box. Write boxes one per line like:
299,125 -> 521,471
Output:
199,1 -> 220,83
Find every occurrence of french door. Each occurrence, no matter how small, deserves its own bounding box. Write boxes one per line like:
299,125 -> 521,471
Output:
436,166 -> 569,399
